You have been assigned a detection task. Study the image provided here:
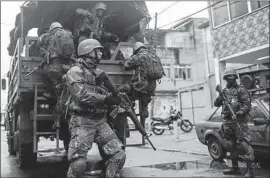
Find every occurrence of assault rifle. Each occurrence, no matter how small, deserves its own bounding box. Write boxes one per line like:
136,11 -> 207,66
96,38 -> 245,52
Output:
97,72 -> 156,151
216,84 -> 242,132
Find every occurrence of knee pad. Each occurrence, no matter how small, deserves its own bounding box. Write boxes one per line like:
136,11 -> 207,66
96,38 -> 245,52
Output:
237,141 -> 249,155
68,158 -> 87,178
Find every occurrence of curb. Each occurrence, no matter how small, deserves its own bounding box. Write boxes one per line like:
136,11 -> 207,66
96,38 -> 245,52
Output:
141,146 -> 209,156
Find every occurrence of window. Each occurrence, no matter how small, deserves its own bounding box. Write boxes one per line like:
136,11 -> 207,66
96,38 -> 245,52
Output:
174,65 -> 191,80
250,1 -> 269,11
211,1 -> 230,27
211,1 -> 269,27
229,1 -> 249,19
163,64 -> 171,78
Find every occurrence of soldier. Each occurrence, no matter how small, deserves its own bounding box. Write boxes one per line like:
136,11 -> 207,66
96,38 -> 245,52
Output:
40,22 -> 75,99
73,2 -> 118,48
123,42 -> 158,126
214,68 -> 255,178
65,39 -> 126,178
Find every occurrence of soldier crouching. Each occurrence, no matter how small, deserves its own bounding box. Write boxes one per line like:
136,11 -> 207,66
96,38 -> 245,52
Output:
65,39 -> 126,178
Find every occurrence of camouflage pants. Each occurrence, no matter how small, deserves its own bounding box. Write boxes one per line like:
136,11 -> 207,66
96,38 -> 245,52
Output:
222,121 -> 254,164
67,114 -> 126,178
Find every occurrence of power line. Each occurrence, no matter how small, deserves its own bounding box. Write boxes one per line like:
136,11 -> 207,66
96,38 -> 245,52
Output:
150,1 -> 180,19
149,1 -> 222,31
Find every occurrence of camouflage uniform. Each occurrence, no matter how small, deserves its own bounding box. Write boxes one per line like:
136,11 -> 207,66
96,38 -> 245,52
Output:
73,8 -> 119,57
73,8 -> 103,44
124,47 -> 157,120
39,27 -> 74,98
65,60 -> 126,178
214,82 -> 254,176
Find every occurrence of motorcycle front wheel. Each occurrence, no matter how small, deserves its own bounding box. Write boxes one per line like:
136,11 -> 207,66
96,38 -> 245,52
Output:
152,123 -> 165,135
180,120 -> 193,133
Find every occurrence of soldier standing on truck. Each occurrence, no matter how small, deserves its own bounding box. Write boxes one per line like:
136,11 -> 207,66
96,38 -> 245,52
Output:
214,68 -> 255,178
73,2 -> 119,48
65,39 -> 126,178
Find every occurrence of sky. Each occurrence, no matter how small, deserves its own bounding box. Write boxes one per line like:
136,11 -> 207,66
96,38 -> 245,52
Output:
0,1 -> 209,110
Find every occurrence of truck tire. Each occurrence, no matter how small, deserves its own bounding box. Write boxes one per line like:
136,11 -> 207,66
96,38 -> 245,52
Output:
16,142 -> 37,169
7,133 -> 16,155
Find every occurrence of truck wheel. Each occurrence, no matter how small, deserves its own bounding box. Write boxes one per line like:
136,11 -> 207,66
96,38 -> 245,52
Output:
7,132 -> 16,155
16,142 -> 37,169
207,136 -> 225,161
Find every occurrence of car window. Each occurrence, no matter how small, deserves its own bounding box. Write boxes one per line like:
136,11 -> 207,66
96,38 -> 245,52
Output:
249,101 -> 267,122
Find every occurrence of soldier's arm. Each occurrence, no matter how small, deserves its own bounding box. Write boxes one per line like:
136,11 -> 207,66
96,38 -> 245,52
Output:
66,66 -> 106,106
124,54 -> 140,71
237,87 -> 251,114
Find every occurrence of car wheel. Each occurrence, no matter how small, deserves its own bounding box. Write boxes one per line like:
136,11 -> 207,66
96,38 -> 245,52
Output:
207,136 -> 225,161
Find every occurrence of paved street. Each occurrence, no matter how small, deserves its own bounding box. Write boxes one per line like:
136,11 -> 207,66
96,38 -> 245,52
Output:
1,126 -> 269,178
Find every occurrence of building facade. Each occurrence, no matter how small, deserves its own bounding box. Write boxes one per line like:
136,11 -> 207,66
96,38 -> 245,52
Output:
145,18 -> 216,123
208,1 -> 269,87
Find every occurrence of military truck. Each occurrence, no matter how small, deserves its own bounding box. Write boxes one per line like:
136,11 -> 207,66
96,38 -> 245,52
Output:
3,1 -> 151,168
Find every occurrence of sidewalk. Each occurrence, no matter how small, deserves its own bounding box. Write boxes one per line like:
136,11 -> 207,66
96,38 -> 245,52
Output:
126,128 -> 209,156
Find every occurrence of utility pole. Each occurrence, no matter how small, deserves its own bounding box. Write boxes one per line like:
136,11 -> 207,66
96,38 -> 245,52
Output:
154,12 -> 157,29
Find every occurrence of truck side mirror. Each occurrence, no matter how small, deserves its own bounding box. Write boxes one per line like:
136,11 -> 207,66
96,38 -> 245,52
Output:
1,79 -> 6,90
253,118 -> 269,126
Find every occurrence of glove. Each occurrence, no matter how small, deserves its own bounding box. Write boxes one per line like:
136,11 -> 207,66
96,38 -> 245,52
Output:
236,110 -> 244,116
104,95 -> 121,105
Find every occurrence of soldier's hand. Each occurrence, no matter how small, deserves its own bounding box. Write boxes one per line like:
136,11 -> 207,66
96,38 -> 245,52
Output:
105,95 -> 121,105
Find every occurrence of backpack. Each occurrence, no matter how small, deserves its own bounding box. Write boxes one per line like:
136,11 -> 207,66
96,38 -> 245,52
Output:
142,50 -> 165,80
49,28 -> 75,59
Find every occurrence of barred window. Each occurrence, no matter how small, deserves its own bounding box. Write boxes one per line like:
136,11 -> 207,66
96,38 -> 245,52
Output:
174,65 -> 192,80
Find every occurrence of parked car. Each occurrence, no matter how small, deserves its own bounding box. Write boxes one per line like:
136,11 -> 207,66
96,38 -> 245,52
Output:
195,95 -> 269,167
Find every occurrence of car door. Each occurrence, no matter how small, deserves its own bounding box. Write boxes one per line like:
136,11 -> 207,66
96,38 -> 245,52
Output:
248,99 -> 270,147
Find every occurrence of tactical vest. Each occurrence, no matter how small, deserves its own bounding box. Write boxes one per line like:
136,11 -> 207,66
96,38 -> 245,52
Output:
68,63 -> 108,114
222,84 -> 251,119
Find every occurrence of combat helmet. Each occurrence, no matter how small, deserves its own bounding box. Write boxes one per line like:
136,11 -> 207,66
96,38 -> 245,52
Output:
77,39 -> 103,56
133,42 -> 146,54
94,2 -> 107,11
49,22 -> 62,32
223,68 -> 238,80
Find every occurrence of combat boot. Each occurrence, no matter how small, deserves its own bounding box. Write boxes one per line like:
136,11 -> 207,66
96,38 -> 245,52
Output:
223,159 -> 241,175
106,162 -> 121,178
244,161 -> 255,178
223,167 -> 241,175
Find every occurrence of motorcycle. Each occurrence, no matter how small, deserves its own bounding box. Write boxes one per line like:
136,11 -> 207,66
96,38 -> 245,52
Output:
151,111 -> 193,135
